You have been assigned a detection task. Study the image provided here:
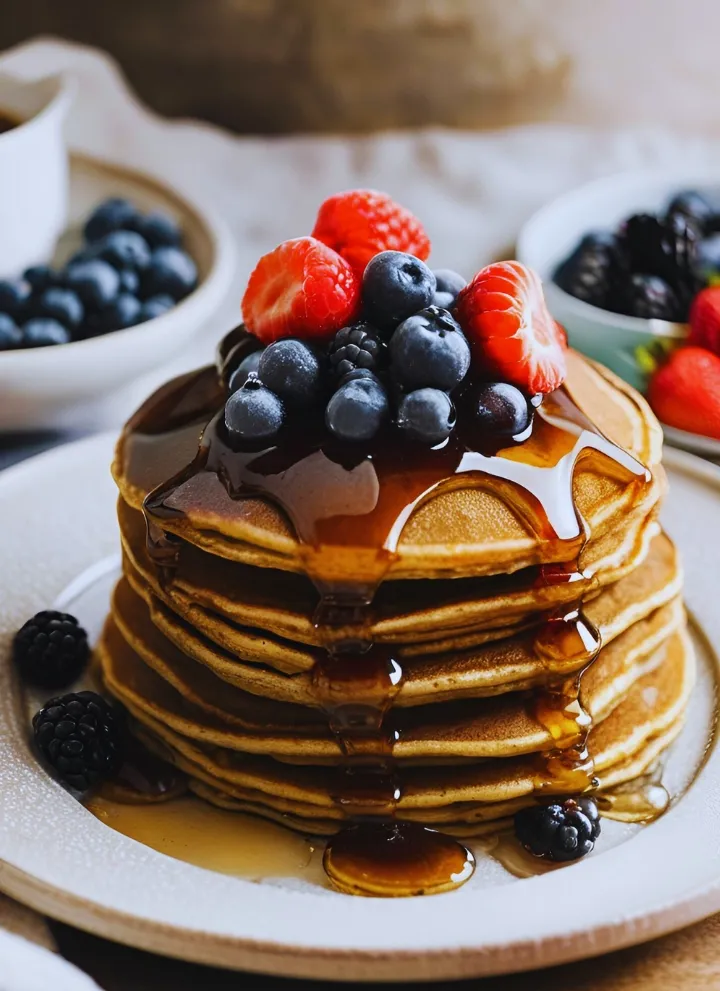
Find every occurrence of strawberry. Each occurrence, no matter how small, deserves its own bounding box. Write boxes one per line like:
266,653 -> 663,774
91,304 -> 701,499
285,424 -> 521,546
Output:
454,261 -> 567,394
241,237 -> 361,344
312,189 -> 430,277
647,346 -> 720,439
688,285 -> 720,356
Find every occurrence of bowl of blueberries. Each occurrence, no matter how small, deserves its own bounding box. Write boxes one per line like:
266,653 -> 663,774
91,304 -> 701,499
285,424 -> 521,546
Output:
0,156 -> 235,431
516,170 -> 720,391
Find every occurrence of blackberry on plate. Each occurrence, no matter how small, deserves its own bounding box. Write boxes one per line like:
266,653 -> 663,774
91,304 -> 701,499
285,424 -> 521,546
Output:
0,313 -> 21,350
84,197 -> 138,243
142,246 -> 198,300
128,211 -> 182,249
362,250 -> 436,332
553,232 -> 619,309
389,305 -> 470,392
13,610 -> 89,689
325,374 -> 388,442
229,350 -> 263,392
258,339 -> 323,408
396,388 -> 456,445
35,287 -> 84,329
328,323 -> 385,381
0,279 -> 32,317
22,318 -> 70,347
225,374 -> 284,443
625,273 -> 681,321
472,382 -> 531,437
95,230 -> 152,272
514,796 -> 601,862
33,691 -> 123,792
86,293 -> 142,335
140,293 -> 175,322
64,260 -> 120,310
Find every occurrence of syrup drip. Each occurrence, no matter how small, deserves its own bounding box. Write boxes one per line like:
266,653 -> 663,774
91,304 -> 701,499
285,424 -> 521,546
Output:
128,329 -> 653,895
596,770 -> 670,823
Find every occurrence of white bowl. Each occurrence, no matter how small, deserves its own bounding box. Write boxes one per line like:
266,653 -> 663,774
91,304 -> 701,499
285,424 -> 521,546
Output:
513,169 -> 720,391
0,73 -> 73,278
0,153 -> 236,432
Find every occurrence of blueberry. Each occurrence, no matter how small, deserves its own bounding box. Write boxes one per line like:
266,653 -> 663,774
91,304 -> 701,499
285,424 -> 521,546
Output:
84,197 -> 138,243
225,375 -> 284,443
626,273 -> 680,321
0,280 -> 32,317
64,260 -> 120,310
325,374 -> 388,442
129,211 -> 182,249
142,247 -> 198,300
65,248 -> 95,269
22,318 -> 70,348
0,313 -> 21,350
514,797 -> 600,862
95,230 -> 151,271
257,339 -> 323,409
229,350 -> 263,393
139,294 -> 175,322
119,268 -> 140,295
35,288 -> 84,329
433,269 -> 466,299
86,293 -> 142,335
396,388 -> 455,445
472,382 -> 531,437
362,251 -> 436,332
23,265 -> 57,292
432,290 -> 456,309
389,305 -> 470,391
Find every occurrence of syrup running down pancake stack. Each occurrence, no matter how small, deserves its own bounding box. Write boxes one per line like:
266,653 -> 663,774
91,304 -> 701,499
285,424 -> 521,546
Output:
100,191 -> 693,896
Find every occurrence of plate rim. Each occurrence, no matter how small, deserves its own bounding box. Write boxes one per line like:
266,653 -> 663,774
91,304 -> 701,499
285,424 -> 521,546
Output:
0,435 -> 719,983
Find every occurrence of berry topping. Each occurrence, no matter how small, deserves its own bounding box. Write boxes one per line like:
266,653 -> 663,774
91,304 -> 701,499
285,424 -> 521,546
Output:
0,279 -> 31,316
95,230 -> 152,271
35,287 -> 84,329
325,374 -> 389,442
33,691 -> 123,792
128,210 -> 182,249
648,346 -> 720,439
142,246 -> 198,301
625,273 -> 680,321
362,251 -> 437,333
229,350 -> 263,392
312,189 -> 430,277
64,260 -> 121,310
257,339 -> 323,408
328,323 -> 385,381
389,305 -> 470,392
396,388 -> 456,445
433,268 -> 467,299
456,261 -> 567,394
84,197 -> 138,243
553,232 -> 619,309
242,237 -> 361,344
0,313 -> 21,350
13,611 -> 89,689
22,318 -> 70,348
689,285 -> 720,354
514,797 -> 601,862
472,382 -> 531,437
225,375 -> 285,442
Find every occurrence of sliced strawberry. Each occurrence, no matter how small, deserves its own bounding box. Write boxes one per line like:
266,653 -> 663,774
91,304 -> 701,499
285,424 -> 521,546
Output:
242,237 -> 361,344
454,261 -> 567,394
689,285 -> 720,356
648,345 -> 720,439
312,189 -> 430,277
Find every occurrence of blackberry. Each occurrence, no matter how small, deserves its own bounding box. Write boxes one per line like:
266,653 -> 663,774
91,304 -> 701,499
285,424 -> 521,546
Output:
666,189 -> 715,233
514,797 -> 601,862
33,691 -> 123,792
328,323 -> 385,382
625,274 -> 681,321
14,610 -> 89,689
554,233 -> 621,309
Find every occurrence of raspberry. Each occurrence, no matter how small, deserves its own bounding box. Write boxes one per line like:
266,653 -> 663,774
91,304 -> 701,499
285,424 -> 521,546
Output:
242,237 -> 361,344
312,189 -> 430,277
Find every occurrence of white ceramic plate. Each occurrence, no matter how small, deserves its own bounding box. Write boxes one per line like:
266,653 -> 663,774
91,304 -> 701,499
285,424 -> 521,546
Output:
0,436 -> 719,983
664,427 -> 720,462
0,154 -> 236,432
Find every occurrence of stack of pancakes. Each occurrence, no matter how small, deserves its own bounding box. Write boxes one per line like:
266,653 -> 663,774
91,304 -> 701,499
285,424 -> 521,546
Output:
99,346 -> 693,837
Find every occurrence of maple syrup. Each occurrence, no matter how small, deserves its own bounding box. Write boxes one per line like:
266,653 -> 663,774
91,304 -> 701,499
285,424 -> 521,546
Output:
119,327 -> 654,895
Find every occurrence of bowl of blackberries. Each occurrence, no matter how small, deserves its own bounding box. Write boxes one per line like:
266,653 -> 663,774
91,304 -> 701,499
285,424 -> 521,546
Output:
517,170 -> 720,391
0,191 -> 234,431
